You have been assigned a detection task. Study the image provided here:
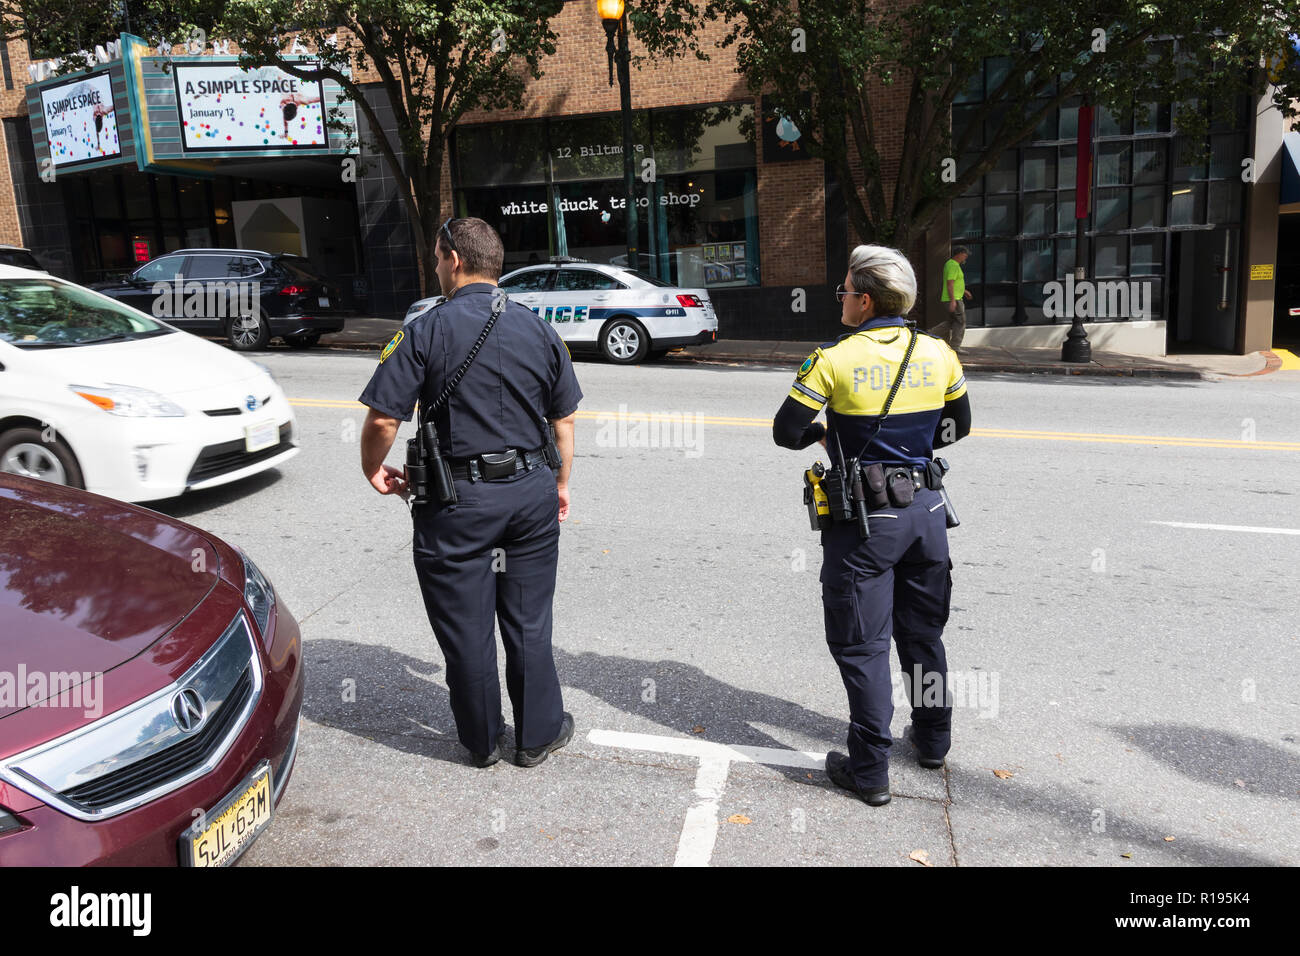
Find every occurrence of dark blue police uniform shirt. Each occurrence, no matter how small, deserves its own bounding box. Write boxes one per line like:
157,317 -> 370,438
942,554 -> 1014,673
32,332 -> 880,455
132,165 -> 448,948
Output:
358,281 -> 583,458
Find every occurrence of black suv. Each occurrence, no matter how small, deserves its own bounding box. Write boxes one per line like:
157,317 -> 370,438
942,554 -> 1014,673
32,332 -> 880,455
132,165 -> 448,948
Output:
93,248 -> 347,350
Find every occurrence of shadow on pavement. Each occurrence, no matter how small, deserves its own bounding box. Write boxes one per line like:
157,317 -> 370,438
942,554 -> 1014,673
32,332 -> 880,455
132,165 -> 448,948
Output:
303,638 -> 466,767
951,758 -> 1287,867
298,640 -> 1292,862
145,468 -> 285,520
1112,723 -> 1300,800
301,639 -> 857,780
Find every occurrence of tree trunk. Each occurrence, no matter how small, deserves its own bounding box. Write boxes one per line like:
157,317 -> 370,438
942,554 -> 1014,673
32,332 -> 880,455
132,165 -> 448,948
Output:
418,179 -> 442,299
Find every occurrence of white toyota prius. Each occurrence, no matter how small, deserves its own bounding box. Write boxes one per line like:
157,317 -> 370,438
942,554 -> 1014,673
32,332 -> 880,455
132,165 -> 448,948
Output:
0,265 -> 298,503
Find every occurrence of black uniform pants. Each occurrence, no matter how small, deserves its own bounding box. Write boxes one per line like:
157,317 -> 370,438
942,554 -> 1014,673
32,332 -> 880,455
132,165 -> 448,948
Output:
412,464 -> 565,755
820,486 -> 954,789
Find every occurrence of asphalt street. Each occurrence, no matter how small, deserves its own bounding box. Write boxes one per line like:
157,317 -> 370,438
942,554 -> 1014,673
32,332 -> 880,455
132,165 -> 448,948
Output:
147,347 -> 1300,866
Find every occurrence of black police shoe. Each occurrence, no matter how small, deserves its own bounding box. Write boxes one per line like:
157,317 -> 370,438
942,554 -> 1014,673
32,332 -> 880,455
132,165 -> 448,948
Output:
515,712 -> 574,768
471,717 -> 509,768
904,724 -> 946,770
825,751 -> 890,806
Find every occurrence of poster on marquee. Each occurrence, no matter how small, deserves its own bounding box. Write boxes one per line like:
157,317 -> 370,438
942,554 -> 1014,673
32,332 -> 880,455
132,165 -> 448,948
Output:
41,71 -> 121,167
174,62 -> 328,152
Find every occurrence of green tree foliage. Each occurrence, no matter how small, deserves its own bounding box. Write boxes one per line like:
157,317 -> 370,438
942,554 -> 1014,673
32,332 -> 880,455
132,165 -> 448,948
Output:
630,0 -> 1300,249
220,0 -> 565,295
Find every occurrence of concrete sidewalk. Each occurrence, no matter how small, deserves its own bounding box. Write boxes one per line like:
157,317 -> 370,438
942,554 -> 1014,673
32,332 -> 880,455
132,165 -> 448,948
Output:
322,316 -> 1275,380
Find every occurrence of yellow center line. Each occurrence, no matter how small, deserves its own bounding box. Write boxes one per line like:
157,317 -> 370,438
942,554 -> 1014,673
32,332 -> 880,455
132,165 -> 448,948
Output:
288,399 -> 1300,452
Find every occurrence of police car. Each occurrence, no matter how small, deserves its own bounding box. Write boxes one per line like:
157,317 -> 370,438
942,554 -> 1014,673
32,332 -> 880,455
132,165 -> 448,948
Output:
403,258 -> 718,364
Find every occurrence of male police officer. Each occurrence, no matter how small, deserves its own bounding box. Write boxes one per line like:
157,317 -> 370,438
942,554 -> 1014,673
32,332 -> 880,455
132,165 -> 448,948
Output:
358,217 -> 581,769
773,244 -> 971,806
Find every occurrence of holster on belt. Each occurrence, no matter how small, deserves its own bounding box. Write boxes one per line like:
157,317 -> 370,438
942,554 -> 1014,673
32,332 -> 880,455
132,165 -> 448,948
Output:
885,467 -> 915,507
862,463 -> 889,509
926,459 -> 946,492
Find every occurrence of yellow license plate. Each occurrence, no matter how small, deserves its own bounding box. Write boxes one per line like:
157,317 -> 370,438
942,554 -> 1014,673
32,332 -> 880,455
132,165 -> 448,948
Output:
183,762 -> 273,867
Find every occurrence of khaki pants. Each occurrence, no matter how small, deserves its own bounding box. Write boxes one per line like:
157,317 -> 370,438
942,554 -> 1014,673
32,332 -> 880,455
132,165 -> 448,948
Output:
938,299 -> 966,350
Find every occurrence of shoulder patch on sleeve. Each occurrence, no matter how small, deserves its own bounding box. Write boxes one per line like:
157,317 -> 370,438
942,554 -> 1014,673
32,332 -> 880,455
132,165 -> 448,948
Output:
380,330 -> 404,363
796,353 -> 819,380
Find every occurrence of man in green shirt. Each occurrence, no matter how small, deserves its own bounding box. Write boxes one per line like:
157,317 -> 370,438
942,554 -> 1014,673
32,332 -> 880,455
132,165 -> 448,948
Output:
939,246 -> 973,350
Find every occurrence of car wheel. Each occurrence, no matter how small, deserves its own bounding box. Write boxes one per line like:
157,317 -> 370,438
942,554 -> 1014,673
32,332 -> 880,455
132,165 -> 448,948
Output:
284,333 -> 321,350
0,427 -> 85,489
600,317 -> 649,364
227,311 -> 271,351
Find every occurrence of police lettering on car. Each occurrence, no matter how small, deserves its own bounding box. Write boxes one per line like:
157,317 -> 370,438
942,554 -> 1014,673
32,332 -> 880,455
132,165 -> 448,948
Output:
773,244 -> 972,807
358,217 -> 582,769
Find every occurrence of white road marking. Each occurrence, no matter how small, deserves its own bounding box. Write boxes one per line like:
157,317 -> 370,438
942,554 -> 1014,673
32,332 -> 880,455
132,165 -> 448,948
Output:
1148,520 -> 1300,536
675,757 -> 730,868
587,728 -> 827,867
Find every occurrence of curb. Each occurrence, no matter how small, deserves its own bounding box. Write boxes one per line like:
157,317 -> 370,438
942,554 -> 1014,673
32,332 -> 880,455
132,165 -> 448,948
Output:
662,350 -> 1214,380
1233,350 -> 1284,377
317,336 -> 1234,381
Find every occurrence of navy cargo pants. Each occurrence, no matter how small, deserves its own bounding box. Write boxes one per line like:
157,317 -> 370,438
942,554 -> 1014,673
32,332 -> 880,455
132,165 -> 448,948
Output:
412,463 -> 565,755
820,485 -> 954,789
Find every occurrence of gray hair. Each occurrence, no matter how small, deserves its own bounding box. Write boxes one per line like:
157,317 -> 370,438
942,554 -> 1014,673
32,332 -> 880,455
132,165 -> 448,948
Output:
951,245 -> 970,257
847,244 -> 917,316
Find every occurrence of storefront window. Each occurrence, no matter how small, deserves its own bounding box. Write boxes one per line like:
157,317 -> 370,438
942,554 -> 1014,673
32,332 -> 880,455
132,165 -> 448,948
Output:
453,103 -> 759,287
952,52 -> 1249,330
455,120 -> 547,187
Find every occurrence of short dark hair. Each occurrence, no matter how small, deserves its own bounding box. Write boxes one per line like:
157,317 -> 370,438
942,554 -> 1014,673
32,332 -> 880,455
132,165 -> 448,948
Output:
437,217 -> 504,279
951,245 -> 970,257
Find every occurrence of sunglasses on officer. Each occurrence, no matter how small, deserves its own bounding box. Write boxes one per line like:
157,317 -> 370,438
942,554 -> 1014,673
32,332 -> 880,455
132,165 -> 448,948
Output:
439,217 -> 458,257
835,283 -> 864,301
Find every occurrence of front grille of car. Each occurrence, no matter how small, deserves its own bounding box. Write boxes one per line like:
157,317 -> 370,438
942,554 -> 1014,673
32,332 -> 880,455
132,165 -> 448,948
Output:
0,613 -> 263,821
60,667 -> 253,811
203,396 -> 272,417
186,422 -> 293,484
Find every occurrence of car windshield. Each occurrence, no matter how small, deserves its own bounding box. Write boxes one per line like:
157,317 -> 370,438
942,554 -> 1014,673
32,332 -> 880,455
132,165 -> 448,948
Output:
621,268 -> 675,288
0,279 -> 173,349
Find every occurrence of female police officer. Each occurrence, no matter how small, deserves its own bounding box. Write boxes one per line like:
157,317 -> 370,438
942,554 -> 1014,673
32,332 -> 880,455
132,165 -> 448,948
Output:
773,244 -> 971,806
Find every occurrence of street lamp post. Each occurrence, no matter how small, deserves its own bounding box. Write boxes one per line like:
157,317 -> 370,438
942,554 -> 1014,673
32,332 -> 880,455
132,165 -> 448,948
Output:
598,0 -> 638,271
1062,100 -> 1095,363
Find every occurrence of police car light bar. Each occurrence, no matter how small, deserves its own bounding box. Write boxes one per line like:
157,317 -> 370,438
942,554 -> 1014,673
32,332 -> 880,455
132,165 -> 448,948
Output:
548,255 -> 589,263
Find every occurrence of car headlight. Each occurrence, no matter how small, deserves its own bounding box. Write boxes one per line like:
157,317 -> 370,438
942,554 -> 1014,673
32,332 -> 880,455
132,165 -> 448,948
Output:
69,383 -> 185,417
240,550 -> 276,636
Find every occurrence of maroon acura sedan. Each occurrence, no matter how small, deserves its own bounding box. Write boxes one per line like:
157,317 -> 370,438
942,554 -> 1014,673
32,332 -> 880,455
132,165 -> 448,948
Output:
0,474 -> 302,866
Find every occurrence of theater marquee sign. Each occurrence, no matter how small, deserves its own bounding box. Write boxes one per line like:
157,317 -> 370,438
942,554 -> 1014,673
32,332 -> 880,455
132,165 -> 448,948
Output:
26,33 -> 355,176
173,63 -> 329,152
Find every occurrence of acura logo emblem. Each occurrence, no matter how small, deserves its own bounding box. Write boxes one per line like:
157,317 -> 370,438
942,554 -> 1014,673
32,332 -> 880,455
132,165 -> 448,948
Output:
172,688 -> 207,734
